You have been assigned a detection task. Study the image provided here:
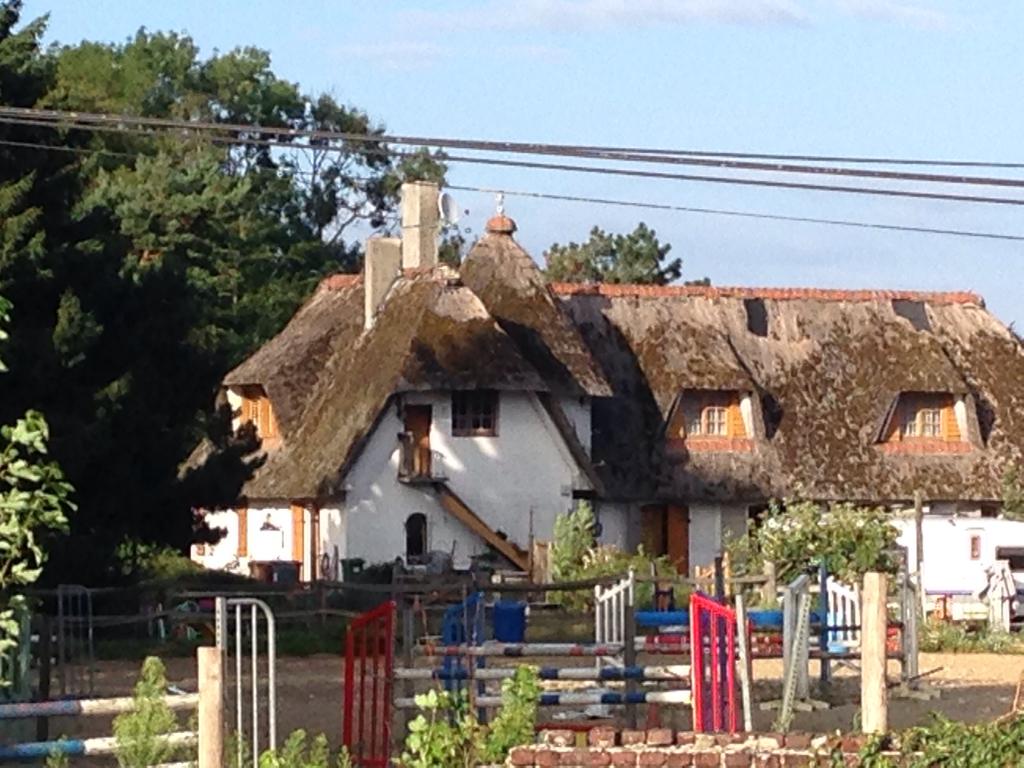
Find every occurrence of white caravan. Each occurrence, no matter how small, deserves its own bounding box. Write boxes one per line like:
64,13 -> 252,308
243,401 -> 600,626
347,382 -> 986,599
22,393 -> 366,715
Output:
893,515 -> 1024,630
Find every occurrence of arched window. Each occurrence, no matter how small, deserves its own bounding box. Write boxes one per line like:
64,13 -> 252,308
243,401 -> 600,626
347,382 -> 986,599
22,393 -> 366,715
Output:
406,513 -> 427,560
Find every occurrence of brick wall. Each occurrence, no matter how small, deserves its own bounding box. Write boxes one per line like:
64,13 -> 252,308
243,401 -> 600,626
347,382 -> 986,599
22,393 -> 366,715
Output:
506,728 -> 907,767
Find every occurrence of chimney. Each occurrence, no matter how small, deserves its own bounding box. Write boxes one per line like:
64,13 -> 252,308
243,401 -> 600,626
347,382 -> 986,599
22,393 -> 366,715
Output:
364,237 -> 401,330
400,180 -> 439,269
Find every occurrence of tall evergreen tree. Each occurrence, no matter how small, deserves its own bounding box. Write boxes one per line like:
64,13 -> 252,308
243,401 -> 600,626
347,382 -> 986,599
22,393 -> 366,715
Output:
0,3 -> 444,582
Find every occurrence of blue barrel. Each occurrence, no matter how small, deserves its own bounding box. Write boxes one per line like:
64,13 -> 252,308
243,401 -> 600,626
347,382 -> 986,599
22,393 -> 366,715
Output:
748,610 -> 784,629
493,601 -> 527,642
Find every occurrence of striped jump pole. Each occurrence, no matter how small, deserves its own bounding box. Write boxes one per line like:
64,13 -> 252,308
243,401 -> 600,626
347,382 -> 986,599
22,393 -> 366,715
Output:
394,690 -> 692,709
416,639 -> 691,658
0,732 -> 197,761
395,664 -> 691,682
0,693 -> 199,720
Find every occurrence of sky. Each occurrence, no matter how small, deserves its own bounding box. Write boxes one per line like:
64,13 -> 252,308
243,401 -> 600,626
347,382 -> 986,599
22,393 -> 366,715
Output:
35,0 -> 1024,326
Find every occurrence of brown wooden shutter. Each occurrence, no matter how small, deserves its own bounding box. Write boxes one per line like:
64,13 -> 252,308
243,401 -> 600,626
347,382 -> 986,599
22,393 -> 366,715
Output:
666,505 -> 690,575
942,400 -> 960,442
727,399 -> 745,437
291,504 -> 305,565
237,507 -> 248,557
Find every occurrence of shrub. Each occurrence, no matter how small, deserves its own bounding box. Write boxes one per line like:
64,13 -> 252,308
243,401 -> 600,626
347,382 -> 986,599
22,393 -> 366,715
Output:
918,619 -> 1024,654
113,657 -> 187,768
728,499 -> 900,586
550,502 -> 687,611
251,730 -> 352,768
398,666 -> 541,767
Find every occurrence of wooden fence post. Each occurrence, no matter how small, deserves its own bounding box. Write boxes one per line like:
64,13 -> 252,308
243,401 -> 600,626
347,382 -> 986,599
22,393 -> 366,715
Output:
861,572 -> 888,735
198,646 -> 224,768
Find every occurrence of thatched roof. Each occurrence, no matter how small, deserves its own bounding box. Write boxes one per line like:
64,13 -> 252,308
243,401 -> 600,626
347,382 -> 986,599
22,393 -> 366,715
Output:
224,274 -> 364,436
460,229 -> 611,398
236,270 -> 550,499
212,216 -> 1023,508
556,283 -> 1023,504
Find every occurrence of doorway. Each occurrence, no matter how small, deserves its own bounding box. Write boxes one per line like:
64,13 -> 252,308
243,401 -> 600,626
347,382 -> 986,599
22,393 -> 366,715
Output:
640,504 -> 689,574
406,513 -> 427,560
404,405 -> 432,478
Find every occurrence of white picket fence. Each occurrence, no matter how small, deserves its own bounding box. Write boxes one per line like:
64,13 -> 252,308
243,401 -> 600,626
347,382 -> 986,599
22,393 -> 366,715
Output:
824,577 -> 861,650
594,570 -> 634,668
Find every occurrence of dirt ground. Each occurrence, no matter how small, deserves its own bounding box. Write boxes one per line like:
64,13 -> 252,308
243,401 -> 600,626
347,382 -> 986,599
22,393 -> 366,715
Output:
25,651 -> 1023,756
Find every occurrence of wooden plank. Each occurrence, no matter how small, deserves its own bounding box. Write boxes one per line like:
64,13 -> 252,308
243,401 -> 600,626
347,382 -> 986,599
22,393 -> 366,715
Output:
291,505 -> 304,566
435,484 -> 529,571
861,572 -> 888,734
197,647 -> 223,768
237,507 -> 248,558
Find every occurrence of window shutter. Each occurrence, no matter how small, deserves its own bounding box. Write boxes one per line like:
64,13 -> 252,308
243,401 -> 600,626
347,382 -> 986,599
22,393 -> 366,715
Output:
291,505 -> 305,565
237,507 -> 248,557
942,402 -> 960,442
727,401 -> 745,437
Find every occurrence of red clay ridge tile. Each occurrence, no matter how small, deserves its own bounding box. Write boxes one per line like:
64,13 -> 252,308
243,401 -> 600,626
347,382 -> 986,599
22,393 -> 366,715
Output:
319,273 -> 361,291
549,282 -> 983,306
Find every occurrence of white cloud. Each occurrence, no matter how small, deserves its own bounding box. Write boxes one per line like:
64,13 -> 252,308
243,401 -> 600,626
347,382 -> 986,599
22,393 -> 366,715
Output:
402,0 -> 810,33
833,0 -> 958,29
334,41 -> 450,70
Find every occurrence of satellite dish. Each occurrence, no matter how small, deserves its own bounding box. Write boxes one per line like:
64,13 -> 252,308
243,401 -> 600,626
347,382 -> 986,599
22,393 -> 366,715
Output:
438,191 -> 460,225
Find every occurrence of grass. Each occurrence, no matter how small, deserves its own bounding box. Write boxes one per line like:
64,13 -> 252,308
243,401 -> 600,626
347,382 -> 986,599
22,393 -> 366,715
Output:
918,619 -> 1024,654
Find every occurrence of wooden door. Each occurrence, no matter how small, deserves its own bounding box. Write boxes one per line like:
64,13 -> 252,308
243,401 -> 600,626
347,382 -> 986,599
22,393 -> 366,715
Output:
666,505 -> 690,575
641,504 -> 667,556
405,405 -> 432,477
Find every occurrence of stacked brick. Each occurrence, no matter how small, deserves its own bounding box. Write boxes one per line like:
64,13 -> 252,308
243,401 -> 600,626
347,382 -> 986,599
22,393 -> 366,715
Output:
505,729 -> 908,767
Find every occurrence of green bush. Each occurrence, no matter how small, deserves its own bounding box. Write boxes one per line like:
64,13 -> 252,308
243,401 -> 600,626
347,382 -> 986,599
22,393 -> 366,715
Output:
398,666 -> 541,767
550,502 -> 688,611
113,657 -> 189,768
250,730 -> 352,768
843,713 -> 1024,767
728,499 -> 900,586
918,619 -> 1024,654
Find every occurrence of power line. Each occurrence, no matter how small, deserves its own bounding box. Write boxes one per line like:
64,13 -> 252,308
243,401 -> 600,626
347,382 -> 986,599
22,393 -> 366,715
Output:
4,135 -> 1019,244
448,184 -> 1024,243
4,113 -> 1024,208
2,105 -> 1024,189
0,137 -> 135,158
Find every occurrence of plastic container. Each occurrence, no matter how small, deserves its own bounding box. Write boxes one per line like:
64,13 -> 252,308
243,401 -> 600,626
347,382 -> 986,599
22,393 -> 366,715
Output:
493,600 -> 527,642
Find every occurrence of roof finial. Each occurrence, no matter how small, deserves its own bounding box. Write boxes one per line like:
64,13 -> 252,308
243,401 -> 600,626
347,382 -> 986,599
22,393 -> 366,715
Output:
485,191 -> 517,235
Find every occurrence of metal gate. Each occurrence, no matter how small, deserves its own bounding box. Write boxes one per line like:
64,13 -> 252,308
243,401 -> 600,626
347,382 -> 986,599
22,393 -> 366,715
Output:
57,585 -> 95,697
216,597 -> 277,767
690,593 -> 738,733
343,601 -> 396,768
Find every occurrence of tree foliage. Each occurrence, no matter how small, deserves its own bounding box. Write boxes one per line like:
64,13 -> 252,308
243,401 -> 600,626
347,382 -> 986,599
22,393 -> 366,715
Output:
728,499 -> 900,587
113,657 -> 183,768
0,2 -> 444,582
0,293 -> 73,681
544,222 -> 685,284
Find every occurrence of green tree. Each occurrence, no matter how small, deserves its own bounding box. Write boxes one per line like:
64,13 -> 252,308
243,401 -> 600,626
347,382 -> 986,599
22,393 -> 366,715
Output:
544,222 -> 684,284
0,292 -> 73,681
0,4 -> 444,582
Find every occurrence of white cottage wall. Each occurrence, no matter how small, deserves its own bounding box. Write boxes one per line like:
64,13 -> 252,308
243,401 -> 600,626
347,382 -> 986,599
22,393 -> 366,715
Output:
688,503 -> 749,570
341,391 -> 581,569
192,509 -> 240,572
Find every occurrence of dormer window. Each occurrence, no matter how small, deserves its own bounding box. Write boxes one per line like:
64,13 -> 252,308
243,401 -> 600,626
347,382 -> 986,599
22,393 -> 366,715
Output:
238,385 -> 278,441
684,402 -> 729,437
667,389 -> 753,452
880,392 -> 969,454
